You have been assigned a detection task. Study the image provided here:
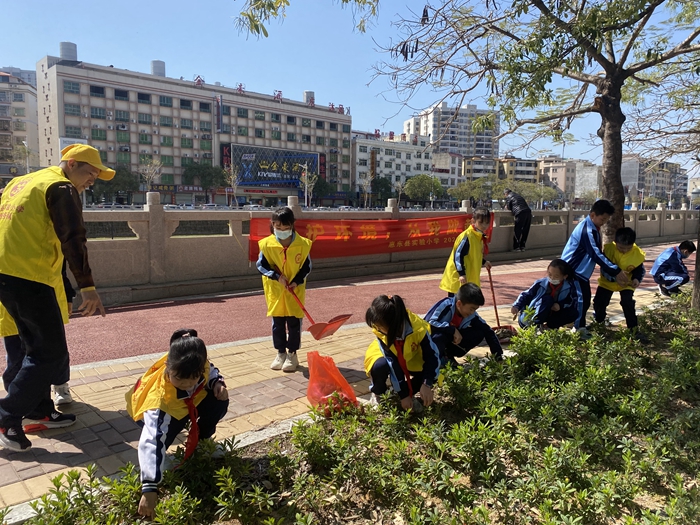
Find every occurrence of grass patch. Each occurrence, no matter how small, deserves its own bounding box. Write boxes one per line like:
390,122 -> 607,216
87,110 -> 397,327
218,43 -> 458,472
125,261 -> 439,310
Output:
11,295 -> 700,524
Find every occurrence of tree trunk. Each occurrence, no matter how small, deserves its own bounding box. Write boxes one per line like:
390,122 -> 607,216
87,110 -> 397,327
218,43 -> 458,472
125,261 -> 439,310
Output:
595,81 -> 627,243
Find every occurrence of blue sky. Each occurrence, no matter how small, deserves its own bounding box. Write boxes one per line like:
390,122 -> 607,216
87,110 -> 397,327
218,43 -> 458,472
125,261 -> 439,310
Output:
5,0 -> 606,162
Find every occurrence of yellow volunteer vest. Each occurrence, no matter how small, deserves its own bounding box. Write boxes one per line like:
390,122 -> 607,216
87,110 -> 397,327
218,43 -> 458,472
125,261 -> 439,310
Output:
364,310 -> 431,375
126,353 -> 209,421
597,243 -> 646,292
0,167 -> 71,289
439,225 -> 484,293
259,233 -> 312,318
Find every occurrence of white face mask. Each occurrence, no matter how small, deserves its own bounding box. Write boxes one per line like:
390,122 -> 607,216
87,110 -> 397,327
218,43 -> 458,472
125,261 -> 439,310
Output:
548,278 -> 561,286
274,228 -> 293,241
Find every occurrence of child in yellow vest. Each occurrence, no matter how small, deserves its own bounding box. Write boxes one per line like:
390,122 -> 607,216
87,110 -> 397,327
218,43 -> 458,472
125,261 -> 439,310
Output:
126,329 -> 229,520
439,207 -> 492,296
257,207 -> 312,373
364,295 -> 440,412
592,227 -> 648,343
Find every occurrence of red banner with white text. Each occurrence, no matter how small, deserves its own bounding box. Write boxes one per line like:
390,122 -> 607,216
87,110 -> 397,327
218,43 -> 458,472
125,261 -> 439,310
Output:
248,214 -> 495,261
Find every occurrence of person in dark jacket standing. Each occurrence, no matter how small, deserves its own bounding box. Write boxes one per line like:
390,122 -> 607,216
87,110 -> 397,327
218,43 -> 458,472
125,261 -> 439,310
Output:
504,188 -> 532,251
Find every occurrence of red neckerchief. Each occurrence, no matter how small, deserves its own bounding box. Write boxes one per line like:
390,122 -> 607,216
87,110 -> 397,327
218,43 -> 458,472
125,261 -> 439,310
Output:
393,339 -> 413,397
176,381 -> 206,467
450,311 -> 463,327
549,282 -> 563,299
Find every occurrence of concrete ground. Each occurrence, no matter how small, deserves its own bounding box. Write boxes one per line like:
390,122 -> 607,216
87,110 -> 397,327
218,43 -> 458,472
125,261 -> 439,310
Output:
0,242 -> 694,511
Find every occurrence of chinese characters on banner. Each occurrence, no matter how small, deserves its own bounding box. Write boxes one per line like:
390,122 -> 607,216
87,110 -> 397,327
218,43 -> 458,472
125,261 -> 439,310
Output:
248,214 -> 495,261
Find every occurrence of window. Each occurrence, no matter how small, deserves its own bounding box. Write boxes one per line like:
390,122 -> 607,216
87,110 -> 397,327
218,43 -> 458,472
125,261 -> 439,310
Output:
271,130 -> 281,140
114,89 -> 129,101
181,137 -> 193,148
137,93 -> 151,104
91,107 -> 106,119
138,113 -> 152,125
161,173 -> 174,183
359,159 -> 368,166
117,151 -> 130,164
0,119 -> 10,131
99,151 -> 108,164
115,110 -> 130,122
64,81 -> 80,94
91,129 -> 107,140
286,116 -> 296,125
302,118 -> 311,127
181,156 -> 195,166
359,145 -> 368,153
395,176 -> 401,182
406,165 -> 411,172
116,131 -> 129,142
287,132 -> 296,142
222,123 -> 231,133
65,125 -> 81,138
316,137 -> 325,146
342,184 -> 350,191
330,154 -> 338,162
342,124 -> 351,133
342,170 -> 350,178
406,153 -> 411,160
180,118 -> 193,129
342,155 -> 350,163
180,99 -> 192,110
424,153 -> 430,159
329,138 -> 338,147
200,102 -> 211,113
424,164 -> 430,170
237,107 -> 248,118
316,120 -> 324,129
330,123 -> 338,131
0,106 -> 8,117
12,107 -> 25,117
13,93 -> 24,102
415,163 -> 421,170
237,126 -> 248,136
0,92 -> 8,103
255,128 -> 265,138
416,152 -> 422,159
200,140 -> 212,150
254,111 -> 265,120
385,162 -> 393,168
90,85 -> 105,98
271,113 -> 281,123
385,149 -> 394,156
342,139 -> 350,148
160,116 -> 173,127
201,158 -> 212,166
13,121 -> 25,131
161,136 -> 173,146
139,133 -> 152,144
302,134 -> 311,143
396,152 -> 402,159
159,96 -> 173,107
139,154 -> 152,163
199,121 -> 212,132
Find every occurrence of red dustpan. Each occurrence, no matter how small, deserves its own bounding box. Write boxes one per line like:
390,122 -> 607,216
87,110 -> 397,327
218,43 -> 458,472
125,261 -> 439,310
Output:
486,267 -> 518,344
286,286 -> 352,340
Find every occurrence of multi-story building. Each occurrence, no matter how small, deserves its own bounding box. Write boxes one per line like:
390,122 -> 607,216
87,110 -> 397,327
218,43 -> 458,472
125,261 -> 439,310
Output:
496,155 -> 537,183
573,160 -> 601,198
462,156 -> 498,181
0,67 -> 37,88
537,155 -> 576,200
37,43 -> 352,206
0,72 -> 38,180
403,102 -> 500,158
621,155 -> 684,206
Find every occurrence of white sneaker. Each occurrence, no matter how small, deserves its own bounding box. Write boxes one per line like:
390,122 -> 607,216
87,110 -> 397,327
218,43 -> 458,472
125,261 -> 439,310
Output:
270,352 -> 287,370
282,352 -> 299,372
368,393 -> 380,408
53,383 -> 73,405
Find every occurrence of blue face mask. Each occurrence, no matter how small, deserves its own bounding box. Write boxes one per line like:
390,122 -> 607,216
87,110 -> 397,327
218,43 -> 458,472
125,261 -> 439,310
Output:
274,228 -> 293,242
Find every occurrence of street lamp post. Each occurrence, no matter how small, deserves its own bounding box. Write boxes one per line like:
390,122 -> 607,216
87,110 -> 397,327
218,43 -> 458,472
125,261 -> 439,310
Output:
21,140 -> 29,174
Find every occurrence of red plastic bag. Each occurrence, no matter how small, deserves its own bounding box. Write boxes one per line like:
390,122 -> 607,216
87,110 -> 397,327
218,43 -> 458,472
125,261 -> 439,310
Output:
306,351 -> 359,415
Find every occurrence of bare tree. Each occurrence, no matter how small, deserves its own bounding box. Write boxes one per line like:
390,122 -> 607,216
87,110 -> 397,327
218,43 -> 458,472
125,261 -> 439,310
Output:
224,164 -> 243,208
139,159 -> 163,191
394,180 -> 407,206
299,170 -> 318,207
358,171 -> 374,208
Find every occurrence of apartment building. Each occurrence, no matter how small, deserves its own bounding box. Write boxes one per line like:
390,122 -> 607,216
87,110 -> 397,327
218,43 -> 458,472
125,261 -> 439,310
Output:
0,67 -> 37,88
403,102 -> 500,158
537,155 -> 576,200
37,43 -> 352,205
573,160 -> 602,198
621,155 -> 685,205
496,155 -> 537,183
0,72 -> 39,179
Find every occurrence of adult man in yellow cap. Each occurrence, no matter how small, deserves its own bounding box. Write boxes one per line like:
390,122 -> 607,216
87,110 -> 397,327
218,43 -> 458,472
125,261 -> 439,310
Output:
0,144 -> 113,451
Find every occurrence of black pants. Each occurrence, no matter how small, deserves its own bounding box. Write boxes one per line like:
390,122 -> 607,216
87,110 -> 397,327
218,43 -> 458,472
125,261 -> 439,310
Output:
517,295 -> 578,329
593,287 -> 638,329
0,274 -> 69,427
3,335 -> 69,392
369,357 -> 423,397
572,275 -> 591,329
444,325 -> 492,359
272,316 -> 302,353
513,211 -> 532,250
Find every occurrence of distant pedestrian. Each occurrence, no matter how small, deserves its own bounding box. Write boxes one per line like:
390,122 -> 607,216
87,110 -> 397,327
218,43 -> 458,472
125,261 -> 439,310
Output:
651,240 -> 696,296
256,207 -> 312,373
504,188 -> 532,251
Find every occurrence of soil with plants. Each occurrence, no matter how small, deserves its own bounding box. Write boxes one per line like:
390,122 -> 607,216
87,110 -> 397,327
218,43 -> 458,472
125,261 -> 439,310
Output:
6,295 -> 700,524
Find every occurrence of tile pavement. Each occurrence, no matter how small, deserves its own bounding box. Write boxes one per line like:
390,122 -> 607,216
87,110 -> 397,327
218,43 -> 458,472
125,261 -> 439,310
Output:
0,283 -> 674,510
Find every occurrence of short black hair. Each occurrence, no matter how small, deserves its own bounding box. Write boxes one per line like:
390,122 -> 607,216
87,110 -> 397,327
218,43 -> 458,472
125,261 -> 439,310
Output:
590,199 -> 615,216
473,207 -> 491,223
166,328 -> 207,380
504,188 -> 512,194
270,207 -> 295,233
455,283 -> 485,306
680,240 -> 697,254
548,258 -> 572,278
615,227 -> 636,246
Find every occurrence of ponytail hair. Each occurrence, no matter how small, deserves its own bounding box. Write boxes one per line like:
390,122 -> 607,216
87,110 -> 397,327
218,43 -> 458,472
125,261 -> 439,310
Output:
166,328 -> 207,380
365,294 -> 409,348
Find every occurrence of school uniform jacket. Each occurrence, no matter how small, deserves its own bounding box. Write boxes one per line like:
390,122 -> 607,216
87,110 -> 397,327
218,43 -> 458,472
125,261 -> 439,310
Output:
561,215 -> 620,281
598,243 -> 646,292
513,277 -> 579,319
257,232 -> 312,318
363,310 -> 440,400
439,225 -> 485,292
125,354 -> 223,493
651,246 -> 689,282
424,296 -> 502,356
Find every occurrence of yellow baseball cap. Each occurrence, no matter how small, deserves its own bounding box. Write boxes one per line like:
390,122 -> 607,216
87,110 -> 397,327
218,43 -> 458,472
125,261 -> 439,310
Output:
60,144 -> 116,181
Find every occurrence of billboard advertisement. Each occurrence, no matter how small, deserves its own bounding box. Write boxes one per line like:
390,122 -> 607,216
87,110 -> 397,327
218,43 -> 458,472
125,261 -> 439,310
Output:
221,143 -> 319,187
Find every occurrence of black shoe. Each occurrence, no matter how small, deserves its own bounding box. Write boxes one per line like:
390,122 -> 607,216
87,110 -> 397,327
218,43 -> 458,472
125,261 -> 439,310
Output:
658,284 -> 671,297
0,425 -> 32,451
634,331 -> 650,344
23,411 -> 77,432
492,352 -> 504,362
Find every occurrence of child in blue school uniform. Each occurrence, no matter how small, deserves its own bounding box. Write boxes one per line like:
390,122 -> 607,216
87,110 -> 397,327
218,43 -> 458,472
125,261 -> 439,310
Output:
510,259 -> 579,330
651,240 -> 696,296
